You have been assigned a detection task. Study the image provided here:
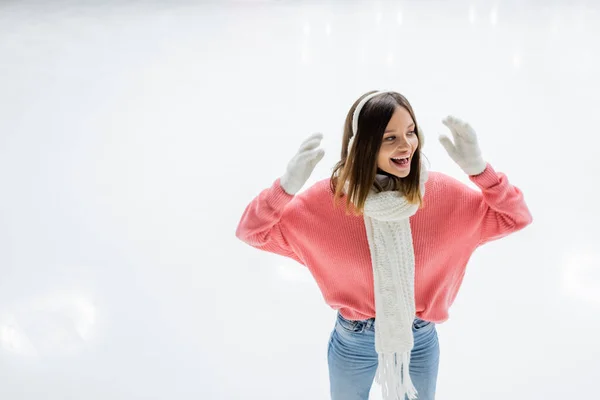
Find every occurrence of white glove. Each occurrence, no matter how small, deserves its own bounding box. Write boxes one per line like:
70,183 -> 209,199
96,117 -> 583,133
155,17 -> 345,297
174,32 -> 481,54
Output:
280,132 -> 325,195
438,115 -> 487,176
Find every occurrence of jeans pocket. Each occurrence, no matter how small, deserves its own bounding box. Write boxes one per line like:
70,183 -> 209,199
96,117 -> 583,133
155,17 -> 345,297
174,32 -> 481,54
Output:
336,313 -> 361,333
413,318 -> 432,330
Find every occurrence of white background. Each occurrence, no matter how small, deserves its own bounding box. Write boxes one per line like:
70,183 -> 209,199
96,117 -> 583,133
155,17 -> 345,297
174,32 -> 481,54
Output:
1,0 -> 599,399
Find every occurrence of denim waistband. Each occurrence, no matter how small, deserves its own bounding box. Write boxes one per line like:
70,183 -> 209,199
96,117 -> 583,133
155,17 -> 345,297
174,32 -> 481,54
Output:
337,312 -> 431,333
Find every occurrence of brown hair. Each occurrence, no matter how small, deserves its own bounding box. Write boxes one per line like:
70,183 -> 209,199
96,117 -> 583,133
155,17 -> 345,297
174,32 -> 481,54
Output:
330,91 -> 424,215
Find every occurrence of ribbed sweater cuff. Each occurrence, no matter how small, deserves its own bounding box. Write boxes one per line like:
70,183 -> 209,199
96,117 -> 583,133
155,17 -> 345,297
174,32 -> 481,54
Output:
469,163 -> 499,189
269,178 -> 295,207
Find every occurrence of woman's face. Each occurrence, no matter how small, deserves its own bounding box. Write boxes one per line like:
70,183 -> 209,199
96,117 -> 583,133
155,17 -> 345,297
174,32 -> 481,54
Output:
376,106 -> 419,178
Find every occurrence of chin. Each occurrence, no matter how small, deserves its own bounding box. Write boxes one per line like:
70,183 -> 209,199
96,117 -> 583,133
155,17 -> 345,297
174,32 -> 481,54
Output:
392,171 -> 410,178
379,169 -> 410,179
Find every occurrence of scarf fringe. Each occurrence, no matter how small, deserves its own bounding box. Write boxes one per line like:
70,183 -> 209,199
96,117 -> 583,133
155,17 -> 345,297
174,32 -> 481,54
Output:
375,352 -> 418,400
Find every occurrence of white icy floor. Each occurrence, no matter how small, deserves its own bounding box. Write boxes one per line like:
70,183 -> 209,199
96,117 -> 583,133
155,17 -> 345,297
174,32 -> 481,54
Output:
0,1 -> 599,399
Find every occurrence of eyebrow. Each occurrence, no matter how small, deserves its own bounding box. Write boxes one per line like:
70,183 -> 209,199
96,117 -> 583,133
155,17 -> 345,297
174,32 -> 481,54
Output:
385,123 -> 415,133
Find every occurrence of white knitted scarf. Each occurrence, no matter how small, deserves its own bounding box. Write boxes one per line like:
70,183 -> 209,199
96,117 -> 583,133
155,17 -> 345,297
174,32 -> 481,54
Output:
363,162 -> 428,400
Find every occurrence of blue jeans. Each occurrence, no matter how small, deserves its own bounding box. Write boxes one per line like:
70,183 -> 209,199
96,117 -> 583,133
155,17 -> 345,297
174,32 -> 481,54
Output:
327,312 -> 440,400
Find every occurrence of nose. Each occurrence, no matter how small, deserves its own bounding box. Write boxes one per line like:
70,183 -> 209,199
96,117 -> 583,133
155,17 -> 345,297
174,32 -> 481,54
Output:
396,139 -> 411,152
396,134 -> 411,146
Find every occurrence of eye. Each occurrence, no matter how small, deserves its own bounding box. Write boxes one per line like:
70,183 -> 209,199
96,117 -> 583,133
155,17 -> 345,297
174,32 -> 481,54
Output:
384,136 -> 396,141
407,130 -> 416,136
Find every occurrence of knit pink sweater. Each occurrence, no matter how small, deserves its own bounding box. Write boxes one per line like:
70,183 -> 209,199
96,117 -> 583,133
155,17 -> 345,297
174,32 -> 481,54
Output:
235,164 -> 532,323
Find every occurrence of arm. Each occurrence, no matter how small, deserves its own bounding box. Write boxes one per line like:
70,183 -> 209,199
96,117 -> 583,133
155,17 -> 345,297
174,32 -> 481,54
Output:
469,164 -> 533,244
235,132 -> 325,258
438,116 -> 532,243
235,178 -> 297,258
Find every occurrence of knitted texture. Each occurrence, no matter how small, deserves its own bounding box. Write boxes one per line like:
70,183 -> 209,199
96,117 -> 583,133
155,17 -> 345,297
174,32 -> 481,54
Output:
363,168 -> 426,400
235,164 -> 532,323
365,213 -> 417,399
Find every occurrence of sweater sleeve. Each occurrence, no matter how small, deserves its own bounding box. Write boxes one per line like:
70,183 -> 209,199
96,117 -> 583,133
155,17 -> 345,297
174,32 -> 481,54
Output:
235,178 -> 299,259
468,163 -> 533,244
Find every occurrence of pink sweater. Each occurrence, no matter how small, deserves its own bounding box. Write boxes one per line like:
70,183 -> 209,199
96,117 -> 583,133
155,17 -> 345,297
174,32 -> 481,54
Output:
235,164 -> 532,323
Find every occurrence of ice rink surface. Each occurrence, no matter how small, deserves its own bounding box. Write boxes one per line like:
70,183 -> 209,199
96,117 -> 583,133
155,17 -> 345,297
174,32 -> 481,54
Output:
0,1 -> 599,399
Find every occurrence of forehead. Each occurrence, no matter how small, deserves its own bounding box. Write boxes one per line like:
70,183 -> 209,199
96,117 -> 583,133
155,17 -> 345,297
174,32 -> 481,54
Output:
385,106 -> 414,129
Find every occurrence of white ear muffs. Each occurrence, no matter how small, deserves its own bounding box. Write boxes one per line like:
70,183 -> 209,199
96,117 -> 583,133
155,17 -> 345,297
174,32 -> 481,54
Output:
348,91 -> 387,151
417,126 -> 425,149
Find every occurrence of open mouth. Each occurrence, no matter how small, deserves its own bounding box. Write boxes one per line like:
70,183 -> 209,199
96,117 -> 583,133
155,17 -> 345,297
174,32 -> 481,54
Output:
391,157 -> 410,167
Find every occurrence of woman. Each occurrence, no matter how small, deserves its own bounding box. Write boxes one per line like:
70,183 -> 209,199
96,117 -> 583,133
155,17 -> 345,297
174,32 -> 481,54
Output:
235,91 -> 532,400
